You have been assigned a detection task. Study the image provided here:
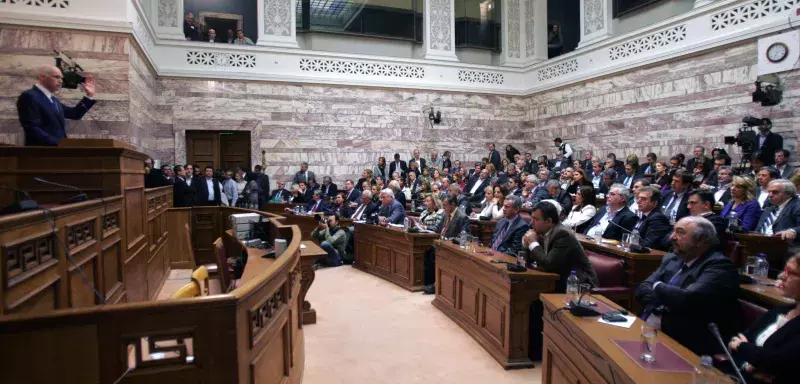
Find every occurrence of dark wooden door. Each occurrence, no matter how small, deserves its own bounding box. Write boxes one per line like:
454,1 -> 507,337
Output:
186,131 -> 251,171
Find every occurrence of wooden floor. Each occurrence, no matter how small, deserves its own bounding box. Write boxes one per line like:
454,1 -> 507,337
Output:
157,266 -> 543,382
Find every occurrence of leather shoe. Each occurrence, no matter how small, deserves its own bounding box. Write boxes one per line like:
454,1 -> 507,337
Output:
422,284 -> 435,295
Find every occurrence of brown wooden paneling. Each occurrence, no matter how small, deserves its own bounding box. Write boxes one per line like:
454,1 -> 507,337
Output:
186,131 -> 219,170
191,208 -> 220,266
220,132 -> 251,171
166,209 -> 193,269
352,223 -> 437,292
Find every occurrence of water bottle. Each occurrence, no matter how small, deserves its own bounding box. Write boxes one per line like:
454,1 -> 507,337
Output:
566,271 -> 579,305
755,254 -> 770,279
411,202 -> 416,213
692,355 -> 717,384
403,217 -> 409,231
728,211 -> 738,229
459,230 -> 468,248
630,229 -> 641,246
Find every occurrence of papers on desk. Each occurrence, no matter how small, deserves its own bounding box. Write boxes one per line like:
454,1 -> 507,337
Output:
353,220 -> 366,224
598,315 -> 637,329
300,244 -> 307,249
387,223 -> 403,228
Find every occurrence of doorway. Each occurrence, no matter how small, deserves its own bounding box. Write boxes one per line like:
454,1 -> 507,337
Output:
186,131 -> 251,171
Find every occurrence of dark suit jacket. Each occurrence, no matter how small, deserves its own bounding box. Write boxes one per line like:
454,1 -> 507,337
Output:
551,190 -> 573,214
306,199 -> 330,213
394,191 -> 407,208
659,190 -> 691,222
687,157 -> 713,176
343,188 -> 361,204
378,199 -> 406,224
778,164 -> 796,179
269,189 -> 291,202
17,86 -> 96,146
525,159 -> 538,173
490,215 -> 530,256
489,150 -> 502,171
411,157 -> 426,170
465,176 -> 490,196
389,161 -> 408,178
332,204 -> 352,218
616,172 -> 643,188
581,159 -> 593,173
440,209 -> 469,238
172,177 -> 190,207
757,132 -> 783,166
635,251 -> 740,356
755,197 -> 800,244
527,224 -> 599,292
321,183 -> 338,198
193,177 -> 222,206
256,173 -> 270,201
291,171 -> 315,185
350,201 -> 377,221
734,305 -> 800,384
524,186 -> 551,206
584,206 -> 638,241
635,210 -> 672,250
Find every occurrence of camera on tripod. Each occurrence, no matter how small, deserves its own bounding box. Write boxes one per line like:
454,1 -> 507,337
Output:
723,116 -> 763,160
54,50 -> 86,89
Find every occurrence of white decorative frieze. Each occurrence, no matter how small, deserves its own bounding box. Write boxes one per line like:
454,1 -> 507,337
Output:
538,59 -> 578,81
0,0 -> 69,7
525,0 -> 535,58
711,0 -> 800,31
158,0 -> 178,27
458,70 -> 504,84
507,0 -> 521,59
263,0 -> 292,36
584,0 -> 604,35
299,58 -> 425,79
187,51 -> 257,68
609,24 -> 687,60
429,0 -> 453,51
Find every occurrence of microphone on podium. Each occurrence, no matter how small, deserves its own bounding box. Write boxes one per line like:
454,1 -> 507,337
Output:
33,177 -> 88,205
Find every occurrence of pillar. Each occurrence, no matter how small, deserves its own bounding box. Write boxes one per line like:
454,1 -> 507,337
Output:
500,0 -> 548,67
148,0 -> 185,41
578,0 -> 613,49
423,0 -> 459,61
257,0 -> 300,48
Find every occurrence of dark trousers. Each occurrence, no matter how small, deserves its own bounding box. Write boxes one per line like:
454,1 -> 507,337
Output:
319,241 -> 341,266
528,300 -> 544,361
423,247 -> 436,285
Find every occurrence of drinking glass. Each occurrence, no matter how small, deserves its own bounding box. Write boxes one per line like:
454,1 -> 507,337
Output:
744,256 -> 758,276
579,284 -> 592,305
517,251 -> 526,267
621,233 -> 631,250
593,233 -> 603,243
640,324 -> 658,363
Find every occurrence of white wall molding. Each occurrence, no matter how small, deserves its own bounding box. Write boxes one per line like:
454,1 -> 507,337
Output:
3,0 -> 799,96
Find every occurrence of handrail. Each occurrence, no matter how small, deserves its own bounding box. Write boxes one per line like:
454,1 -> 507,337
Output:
0,195 -> 123,230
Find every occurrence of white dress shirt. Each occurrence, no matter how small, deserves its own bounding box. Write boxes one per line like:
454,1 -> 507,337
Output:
758,189 -> 769,208
205,178 -> 215,201
563,205 -> 597,229
469,178 -> 485,194
586,208 -> 620,238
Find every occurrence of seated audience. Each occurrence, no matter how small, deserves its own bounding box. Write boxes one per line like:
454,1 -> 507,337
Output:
466,169 -> 491,201
521,175 -> 550,207
568,169 -> 592,194
377,189 -> 406,225
584,184 -> 637,241
388,180 -> 406,208
321,176 -> 338,198
590,162 -> 604,189
342,179 -> 361,205
756,166 -> 780,209
357,169 -> 375,190
563,186 -> 597,233
489,196 -> 530,256
618,161 -> 641,189
423,194 -> 470,294
477,185 -> 495,210
660,170 -> 693,224
775,149 -> 795,179
652,160 -> 672,191
473,185 -> 505,220
598,169 -> 616,195
687,190 -> 728,242
729,251 -> 800,384
720,176 -> 762,231
632,186 -> 671,250
546,180 -> 573,214
523,201 -> 599,292
417,195 -> 444,232
350,190 -> 377,222
711,165 -> 733,206
635,216 -> 740,356
311,213 -> 346,267
755,179 -> 800,245
331,193 -> 351,218
628,178 -> 651,214
792,169 -> 800,194
291,183 -> 308,204
507,176 -> 522,196
305,190 -> 329,214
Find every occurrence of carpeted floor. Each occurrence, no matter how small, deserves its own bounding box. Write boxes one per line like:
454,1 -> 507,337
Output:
303,266 -> 542,384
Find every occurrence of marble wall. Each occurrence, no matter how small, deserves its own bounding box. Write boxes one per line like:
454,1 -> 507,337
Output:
525,40 -> 799,164
0,26 -> 158,155
154,80 -> 530,183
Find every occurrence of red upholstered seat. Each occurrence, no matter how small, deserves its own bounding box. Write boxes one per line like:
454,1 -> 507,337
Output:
587,251 -> 632,309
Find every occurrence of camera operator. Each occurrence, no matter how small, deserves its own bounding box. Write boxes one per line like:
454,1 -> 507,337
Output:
756,118 -> 783,166
311,213 -> 347,267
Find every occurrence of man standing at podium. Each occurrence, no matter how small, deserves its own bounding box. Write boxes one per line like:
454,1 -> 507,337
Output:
16,64 -> 96,146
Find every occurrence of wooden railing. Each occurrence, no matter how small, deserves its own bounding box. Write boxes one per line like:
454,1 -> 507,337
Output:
0,206 -> 304,384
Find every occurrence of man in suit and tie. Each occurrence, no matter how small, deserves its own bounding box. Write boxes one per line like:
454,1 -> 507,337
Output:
660,171 -> 693,224
269,181 -> 291,203
633,186 -> 672,250
468,162 -> 482,179
342,179 -> 361,206
388,180 -> 406,208
291,162 -> 314,186
193,166 -> 222,206
686,190 -> 729,250
17,64 -> 97,146
686,146 -> 713,178
488,143 -> 502,172
522,176 -> 551,207
507,177 -> 523,196
756,118 -> 783,166
466,169 -> 491,202
545,180 -> 573,215
422,193 -> 470,294
775,150 -> 796,179
389,153 -> 408,179
617,161 -> 642,189
641,153 -> 657,175
350,190 -> 377,222
523,201 -> 599,292
755,166 -> 780,209
305,190 -> 330,214
321,176 -> 338,198
584,184 -> 638,241
377,189 -> 406,225
490,195 -> 530,256
581,151 -> 594,173
411,149 -> 427,171
172,165 -> 191,207
755,179 -> 800,245
523,152 -> 537,173
635,216 -> 740,356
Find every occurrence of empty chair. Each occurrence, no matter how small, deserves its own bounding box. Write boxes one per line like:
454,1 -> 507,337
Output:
186,223 -> 217,274
214,238 -> 236,293
170,281 -> 200,299
587,251 -> 632,309
191,265 -> 209,296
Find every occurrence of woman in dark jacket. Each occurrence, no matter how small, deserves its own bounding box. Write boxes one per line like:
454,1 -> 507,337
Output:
729,252 -> 800,384
505,145 -> 520,163
442,150 -> 453,171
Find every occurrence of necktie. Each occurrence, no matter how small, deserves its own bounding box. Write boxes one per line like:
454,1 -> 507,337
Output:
665,195 -> 679,217
50,98 -> 59,114
313,201 -> 320,212
668,263 -> 689,285
761,210 -> 778,233
440,214 -> 451,236
354,205 -> 365,220
633,215 -> 645,231
492,221 -> 509,250
624,176 -> 631,186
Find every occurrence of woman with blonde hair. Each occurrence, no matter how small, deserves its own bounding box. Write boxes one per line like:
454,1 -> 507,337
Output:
720,175 -> 763,231
417,195 -> 444,232
472,185 -> 506,220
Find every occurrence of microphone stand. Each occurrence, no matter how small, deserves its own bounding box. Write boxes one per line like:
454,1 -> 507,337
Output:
34,177 -> 88,204
0,186 -> 39,214
708,323 -> 747,384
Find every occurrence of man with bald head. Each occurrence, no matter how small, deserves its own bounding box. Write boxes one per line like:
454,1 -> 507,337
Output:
16,64 -> 96,146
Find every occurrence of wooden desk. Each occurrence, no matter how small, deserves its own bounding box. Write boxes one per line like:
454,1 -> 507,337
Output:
299,241 -> 326,325
541,293 -> 732,384
353,223 -> 439,291
433,241 -> 558,369
740,281 -> 796,308
734,233 -> 790,276
576,233 -> 666,298
262,202 -> 304,216
469,218 -> 497,246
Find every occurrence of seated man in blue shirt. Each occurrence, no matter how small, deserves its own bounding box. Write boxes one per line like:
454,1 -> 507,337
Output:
377,188 -> 406,225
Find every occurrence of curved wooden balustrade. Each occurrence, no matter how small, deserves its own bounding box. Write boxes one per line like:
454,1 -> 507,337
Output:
0,205 -> 305,384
